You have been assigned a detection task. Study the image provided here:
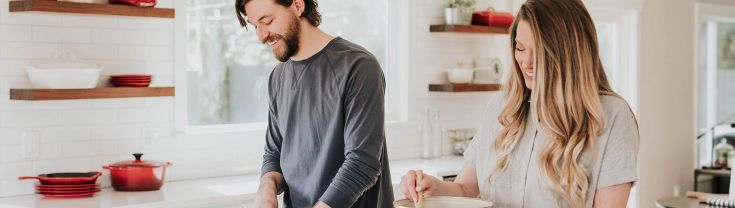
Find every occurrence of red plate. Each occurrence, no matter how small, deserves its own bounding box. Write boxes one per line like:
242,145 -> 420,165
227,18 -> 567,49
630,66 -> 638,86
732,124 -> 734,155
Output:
37,188 -> 100,194
110,75 -> 152,78
111,78 -> 152,81
40,192 -> 95,198
36,183 -> 99,188
37,185 -> 100,191
113,83 -> 150,87
111,80 -> 152,83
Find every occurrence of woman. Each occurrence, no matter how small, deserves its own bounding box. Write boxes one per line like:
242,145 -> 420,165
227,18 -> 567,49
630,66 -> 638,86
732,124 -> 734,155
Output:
400,0 -> 639,207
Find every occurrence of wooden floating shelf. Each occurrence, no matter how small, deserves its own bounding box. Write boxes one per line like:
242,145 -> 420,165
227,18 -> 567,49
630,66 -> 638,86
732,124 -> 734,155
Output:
429,24 -> 510,34
10,87 -> 175,100
429,84 -> 501,92
9,0 -> 174,18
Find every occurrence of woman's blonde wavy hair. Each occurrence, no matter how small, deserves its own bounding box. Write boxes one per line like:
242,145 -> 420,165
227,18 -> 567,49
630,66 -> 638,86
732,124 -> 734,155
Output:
488,0 -> 619,207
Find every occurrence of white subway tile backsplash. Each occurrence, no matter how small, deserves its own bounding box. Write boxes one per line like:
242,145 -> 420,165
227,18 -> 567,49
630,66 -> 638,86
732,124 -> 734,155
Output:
32,158 -> 92,174
62,140 -> 119,157
0,129 -> 23,145
32,27 -> 91,43
0,59 -> 33,76
145,61 -> 174,75
0,144 -> 23,162
0,8 -> 62,26
89,124 -> 142,140
145,97 -> 173,108
0,42 -> 62,59
119,45 -> 173,61
32,99 -> 91,110
61,109 -> 118,125
117,107 -> 172,123
96,61 -> 146,75
145,30 -> 173,46
0,25 -> 31,41
0,94 -> 32,111
39,142 -> 64,159
40,126 -> 91,143
145,19 -> 174,31
90,98 -> 145,109
61,15 -> 118,29
62,43 -> 118,60
0,162 -> 32,180
92,29 -> 146,44
0,111 -> 61,127
117,17 -> 148,30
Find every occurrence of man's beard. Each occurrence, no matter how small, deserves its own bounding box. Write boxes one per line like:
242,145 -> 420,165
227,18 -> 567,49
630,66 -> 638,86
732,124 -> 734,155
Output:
263,15 -> 300,62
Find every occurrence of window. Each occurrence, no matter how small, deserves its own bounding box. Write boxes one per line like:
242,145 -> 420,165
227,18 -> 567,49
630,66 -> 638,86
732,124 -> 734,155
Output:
185,0 -> 392,126
697,18 -> 735,167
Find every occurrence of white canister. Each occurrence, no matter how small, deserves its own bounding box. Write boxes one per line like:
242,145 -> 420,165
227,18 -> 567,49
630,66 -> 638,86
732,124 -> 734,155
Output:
444,8 -> 459,25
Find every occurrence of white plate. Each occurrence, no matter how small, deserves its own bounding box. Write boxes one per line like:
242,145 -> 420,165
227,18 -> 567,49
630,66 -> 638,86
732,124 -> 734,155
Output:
394,196 -> 494,208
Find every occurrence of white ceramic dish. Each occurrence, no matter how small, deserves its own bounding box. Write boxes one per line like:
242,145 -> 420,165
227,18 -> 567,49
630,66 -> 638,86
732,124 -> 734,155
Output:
25,50 -> 103,89
26,68 -> 102,89
447,68 -> 475,84
394,196 -> 494,208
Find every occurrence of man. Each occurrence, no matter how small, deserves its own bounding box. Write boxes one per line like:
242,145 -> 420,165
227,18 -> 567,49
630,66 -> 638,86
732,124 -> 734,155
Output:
236,0 -> 394,207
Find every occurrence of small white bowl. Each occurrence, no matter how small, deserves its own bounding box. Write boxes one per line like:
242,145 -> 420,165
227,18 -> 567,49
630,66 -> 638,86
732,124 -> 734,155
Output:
447,68 -> 475,84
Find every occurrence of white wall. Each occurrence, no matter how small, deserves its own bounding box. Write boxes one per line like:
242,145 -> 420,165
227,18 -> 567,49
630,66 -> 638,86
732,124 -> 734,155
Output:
637,0 -> 697,207
0,0 -> 183,197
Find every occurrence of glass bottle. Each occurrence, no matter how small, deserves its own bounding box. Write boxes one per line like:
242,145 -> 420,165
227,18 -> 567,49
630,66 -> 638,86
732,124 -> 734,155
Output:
420,108 -> 434,158
713,139 -> 735,168
430,109 -> 443,158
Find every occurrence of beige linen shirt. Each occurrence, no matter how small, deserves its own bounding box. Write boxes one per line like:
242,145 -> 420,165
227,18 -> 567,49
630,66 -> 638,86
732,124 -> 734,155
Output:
464,93 -> 639,208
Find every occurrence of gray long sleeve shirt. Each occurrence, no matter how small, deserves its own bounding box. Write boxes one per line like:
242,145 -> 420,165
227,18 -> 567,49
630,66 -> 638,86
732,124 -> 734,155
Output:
261,37 -> 394,208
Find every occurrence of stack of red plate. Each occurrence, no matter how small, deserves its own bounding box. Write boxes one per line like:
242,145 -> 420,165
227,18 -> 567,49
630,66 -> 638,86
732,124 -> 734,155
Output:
36,183 -> 101,198
18,172 -> 102,198
110,75 -> 152,87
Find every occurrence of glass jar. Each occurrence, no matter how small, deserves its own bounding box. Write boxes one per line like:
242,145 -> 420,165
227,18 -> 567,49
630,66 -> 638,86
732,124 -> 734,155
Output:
713,139 -> 735,168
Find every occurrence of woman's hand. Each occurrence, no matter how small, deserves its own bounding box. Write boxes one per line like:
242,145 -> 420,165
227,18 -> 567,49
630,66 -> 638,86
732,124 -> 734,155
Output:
400,170 -> 441,200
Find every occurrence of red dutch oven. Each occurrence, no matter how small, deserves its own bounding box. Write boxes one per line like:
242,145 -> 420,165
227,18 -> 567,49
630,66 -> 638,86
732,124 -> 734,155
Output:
103,153 -> 171,191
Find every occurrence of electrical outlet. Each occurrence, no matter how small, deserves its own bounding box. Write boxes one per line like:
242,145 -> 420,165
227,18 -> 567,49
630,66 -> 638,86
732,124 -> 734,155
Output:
22,131 -> 40,159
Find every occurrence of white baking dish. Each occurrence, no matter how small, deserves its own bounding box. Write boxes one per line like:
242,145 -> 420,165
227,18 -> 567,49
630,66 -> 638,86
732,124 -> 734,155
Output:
26,68 -> 102,89
25,50 -> 104,89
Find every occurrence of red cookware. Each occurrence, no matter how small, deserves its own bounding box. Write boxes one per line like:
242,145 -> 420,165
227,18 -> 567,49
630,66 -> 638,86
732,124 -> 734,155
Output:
471,7 -> 514,27
109,0 -> 156,7
103,153 -> 171,191
18,172 -> 102,185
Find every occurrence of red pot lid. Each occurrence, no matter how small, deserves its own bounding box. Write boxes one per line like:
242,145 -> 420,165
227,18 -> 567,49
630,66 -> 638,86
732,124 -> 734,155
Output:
109,153 -> 165,168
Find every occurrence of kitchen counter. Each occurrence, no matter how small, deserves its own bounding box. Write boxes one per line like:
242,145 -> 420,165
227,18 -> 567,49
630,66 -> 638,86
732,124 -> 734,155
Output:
0,156 -> 465,208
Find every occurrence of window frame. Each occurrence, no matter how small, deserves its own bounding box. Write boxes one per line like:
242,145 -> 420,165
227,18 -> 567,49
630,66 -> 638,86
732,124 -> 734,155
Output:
174,0 -> 410,134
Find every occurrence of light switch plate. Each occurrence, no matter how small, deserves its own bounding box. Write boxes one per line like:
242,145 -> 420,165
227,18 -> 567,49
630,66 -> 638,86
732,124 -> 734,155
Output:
22,131 -> 40,159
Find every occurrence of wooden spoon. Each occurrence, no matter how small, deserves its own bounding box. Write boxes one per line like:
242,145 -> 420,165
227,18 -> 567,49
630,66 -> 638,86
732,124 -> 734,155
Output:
416,170 -> 424,208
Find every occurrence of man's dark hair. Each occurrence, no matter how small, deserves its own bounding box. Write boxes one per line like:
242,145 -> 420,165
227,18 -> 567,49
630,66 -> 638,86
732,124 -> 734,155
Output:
236,0 -> 321,29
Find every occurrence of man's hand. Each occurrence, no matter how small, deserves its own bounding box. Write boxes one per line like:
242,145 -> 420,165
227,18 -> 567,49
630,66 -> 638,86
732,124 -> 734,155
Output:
254,189 -> 278,208
313,201 -> 331,208
254,172 -> 284,208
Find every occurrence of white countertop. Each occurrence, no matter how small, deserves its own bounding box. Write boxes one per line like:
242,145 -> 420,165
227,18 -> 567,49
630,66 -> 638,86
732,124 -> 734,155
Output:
0,156 -> 465,208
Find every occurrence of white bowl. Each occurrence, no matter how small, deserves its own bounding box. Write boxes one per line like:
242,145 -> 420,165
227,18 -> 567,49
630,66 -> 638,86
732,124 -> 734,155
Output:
447,68 -> 475,84
26,67 -> 102,89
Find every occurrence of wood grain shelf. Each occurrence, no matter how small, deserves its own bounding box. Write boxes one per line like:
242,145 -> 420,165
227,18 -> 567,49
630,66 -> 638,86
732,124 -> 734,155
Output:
10,87 -> 175,100
429,84 -> 501,92
429,24 -> 510,34
9,0 -> 174,18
